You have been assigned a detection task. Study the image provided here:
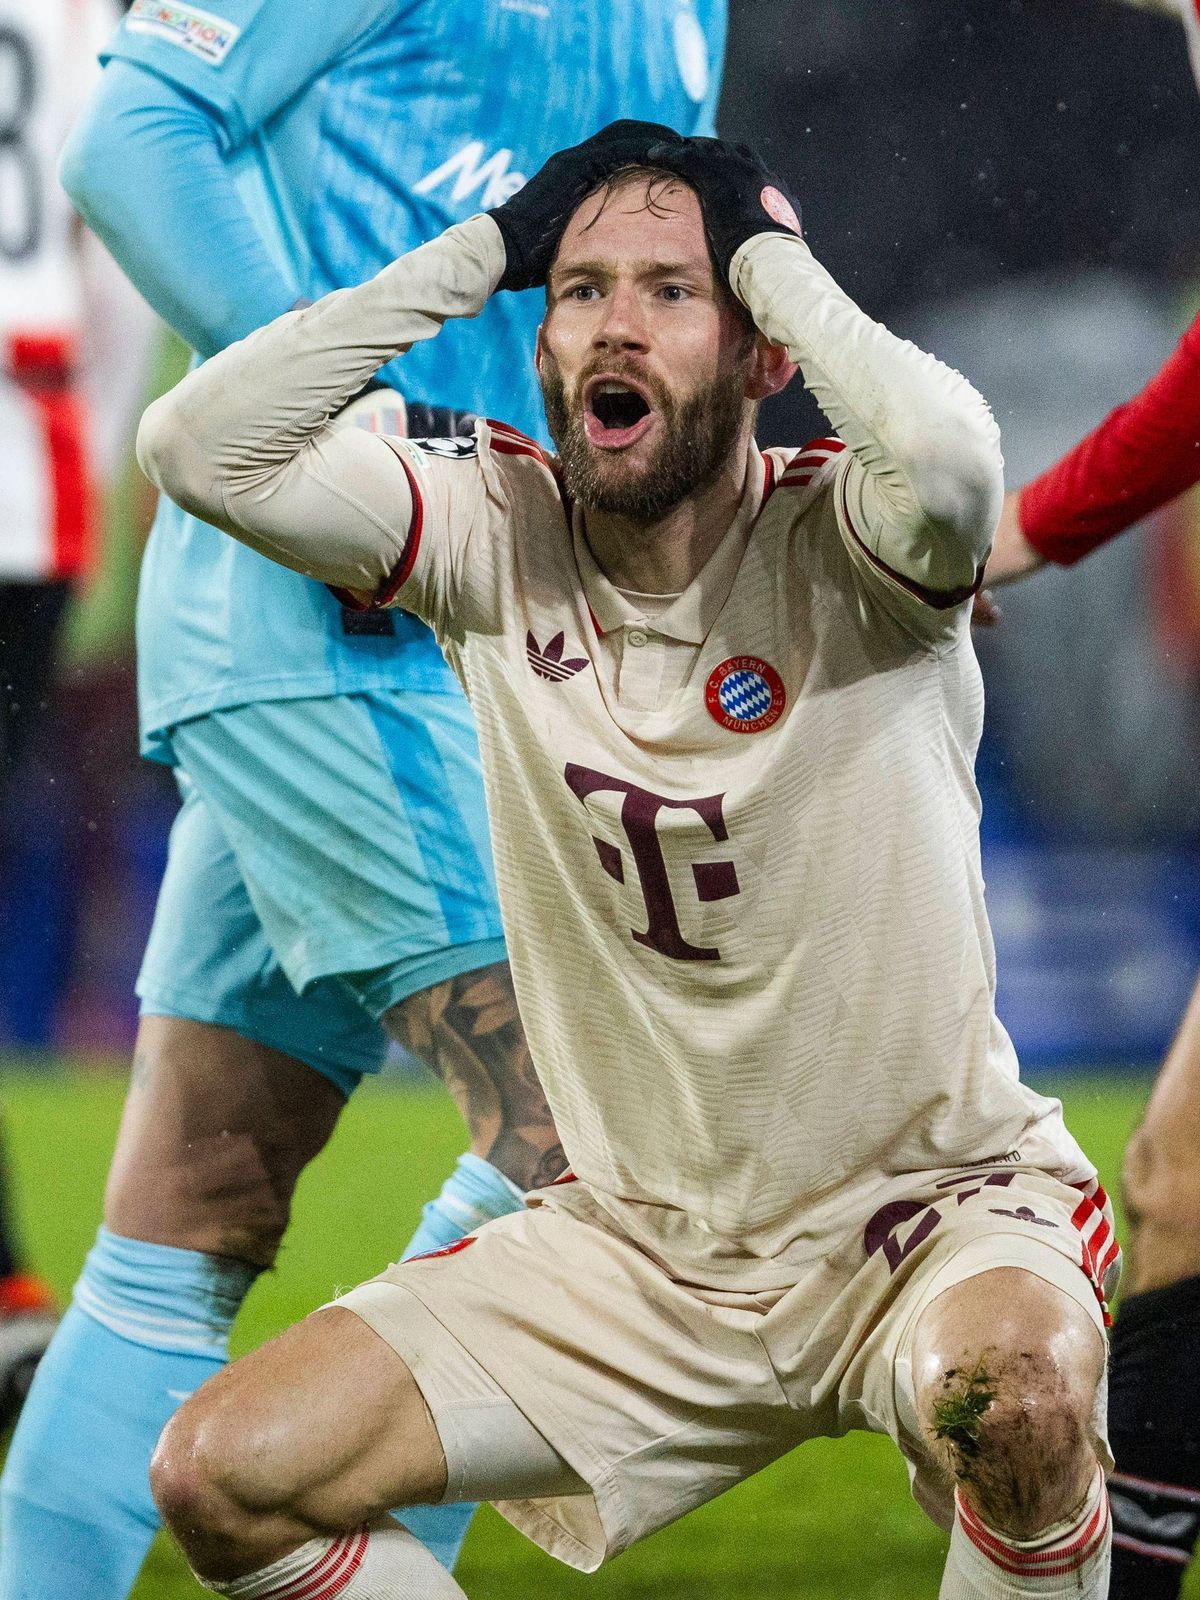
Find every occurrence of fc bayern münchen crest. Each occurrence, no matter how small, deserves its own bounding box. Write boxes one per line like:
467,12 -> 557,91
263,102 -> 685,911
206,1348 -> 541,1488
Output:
704,656 -> 786,734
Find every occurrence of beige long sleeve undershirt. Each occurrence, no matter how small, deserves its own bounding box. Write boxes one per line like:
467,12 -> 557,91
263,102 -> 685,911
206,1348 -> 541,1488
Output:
138,214 -> 1001,600
729,231 -> 1001,595
137,214 -> 507,593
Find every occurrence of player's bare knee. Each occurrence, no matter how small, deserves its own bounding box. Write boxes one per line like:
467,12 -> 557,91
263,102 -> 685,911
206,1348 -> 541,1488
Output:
913,1273 -> 1103,1536
150,1393 -> 258,1557
152,1377 -> 326,1575
923,1350 -> 1097,1537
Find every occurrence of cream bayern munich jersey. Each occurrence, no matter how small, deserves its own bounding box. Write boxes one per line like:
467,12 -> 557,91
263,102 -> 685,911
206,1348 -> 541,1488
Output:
381,420 -> 1092,1287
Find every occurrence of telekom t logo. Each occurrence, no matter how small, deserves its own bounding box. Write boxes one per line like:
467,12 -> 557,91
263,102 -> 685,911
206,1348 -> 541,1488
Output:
564,765 -> 740,962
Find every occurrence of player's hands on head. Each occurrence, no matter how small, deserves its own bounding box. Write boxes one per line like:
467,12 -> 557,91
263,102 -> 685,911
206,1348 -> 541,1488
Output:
642,135 -> 803,282
488,119 -> 684,292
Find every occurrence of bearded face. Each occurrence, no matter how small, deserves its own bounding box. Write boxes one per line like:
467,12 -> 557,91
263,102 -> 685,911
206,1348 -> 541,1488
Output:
537,174 -> 762,525
539,345 -> 752,522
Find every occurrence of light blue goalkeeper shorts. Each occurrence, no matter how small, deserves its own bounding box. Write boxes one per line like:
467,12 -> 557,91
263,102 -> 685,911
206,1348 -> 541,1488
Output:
136,689 -> 507,1096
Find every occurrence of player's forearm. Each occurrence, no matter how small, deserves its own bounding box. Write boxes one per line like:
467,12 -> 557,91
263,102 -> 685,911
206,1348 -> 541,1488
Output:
731,233 -> 1002,595
1017,310 -> 1200,565
61,61 -> 298,358
137,215 -> 505,591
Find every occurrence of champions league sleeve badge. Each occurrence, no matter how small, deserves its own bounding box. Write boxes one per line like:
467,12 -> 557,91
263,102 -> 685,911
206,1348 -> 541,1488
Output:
414,437 -> 478,458
705,656 -> 786,734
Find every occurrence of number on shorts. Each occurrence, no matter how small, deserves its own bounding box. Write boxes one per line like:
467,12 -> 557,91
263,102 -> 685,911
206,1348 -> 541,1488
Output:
865,1172 -> 1018,1276
864,1198 -> 942,1274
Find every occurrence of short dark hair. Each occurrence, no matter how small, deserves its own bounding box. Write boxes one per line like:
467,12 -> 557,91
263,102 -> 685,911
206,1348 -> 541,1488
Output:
577,164 -> 695,228
550,164 -> 757,347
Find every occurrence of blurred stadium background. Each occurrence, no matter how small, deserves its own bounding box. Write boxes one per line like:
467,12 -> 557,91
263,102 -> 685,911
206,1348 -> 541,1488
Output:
3,0 -> 1200,1593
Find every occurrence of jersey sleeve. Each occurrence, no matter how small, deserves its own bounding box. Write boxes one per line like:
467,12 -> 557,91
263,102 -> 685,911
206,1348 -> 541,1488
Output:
102,0 -> 398,149
1017,309 -> 1200,565
134,215 -> 510,635
831,451 -> 984,641
353,434 -> 497,644
731,234 -> 1000,643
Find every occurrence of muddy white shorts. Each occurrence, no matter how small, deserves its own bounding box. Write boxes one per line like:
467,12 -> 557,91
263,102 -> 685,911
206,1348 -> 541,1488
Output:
334,1164 -> 1118,1571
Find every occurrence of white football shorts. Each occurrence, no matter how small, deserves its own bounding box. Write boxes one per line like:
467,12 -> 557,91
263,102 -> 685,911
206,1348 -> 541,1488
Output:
333,1164 -> 1116,1570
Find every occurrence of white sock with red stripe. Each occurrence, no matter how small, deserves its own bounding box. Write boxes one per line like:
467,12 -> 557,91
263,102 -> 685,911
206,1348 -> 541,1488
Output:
940,1468 -> 1111,1598
199,1521 -> 467,1598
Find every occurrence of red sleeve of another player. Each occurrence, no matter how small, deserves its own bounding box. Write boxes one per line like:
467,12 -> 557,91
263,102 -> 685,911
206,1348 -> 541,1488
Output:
1018,310 -> 1200,565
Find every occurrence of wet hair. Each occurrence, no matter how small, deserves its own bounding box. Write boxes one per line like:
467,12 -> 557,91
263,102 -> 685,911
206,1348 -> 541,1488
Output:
577,164 -> 696,228
548,164 -> 757,347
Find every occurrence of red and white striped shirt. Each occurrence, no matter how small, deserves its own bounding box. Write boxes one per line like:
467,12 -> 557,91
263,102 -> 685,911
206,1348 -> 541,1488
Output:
0,0 -> 118,581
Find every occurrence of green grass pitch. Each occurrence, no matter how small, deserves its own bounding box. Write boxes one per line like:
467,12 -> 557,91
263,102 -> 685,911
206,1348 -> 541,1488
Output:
2,1068 -> 1195,1598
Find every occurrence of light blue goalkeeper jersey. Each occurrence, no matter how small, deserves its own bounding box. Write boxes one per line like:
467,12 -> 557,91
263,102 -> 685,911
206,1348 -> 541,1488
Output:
105,0 -> 725,760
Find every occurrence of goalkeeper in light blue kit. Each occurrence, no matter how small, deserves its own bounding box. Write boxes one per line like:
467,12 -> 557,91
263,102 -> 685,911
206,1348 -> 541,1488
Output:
0,2 -> 725,1594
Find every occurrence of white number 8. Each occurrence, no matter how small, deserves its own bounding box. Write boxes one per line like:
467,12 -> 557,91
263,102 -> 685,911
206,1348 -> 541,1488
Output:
0,25 -> 41,263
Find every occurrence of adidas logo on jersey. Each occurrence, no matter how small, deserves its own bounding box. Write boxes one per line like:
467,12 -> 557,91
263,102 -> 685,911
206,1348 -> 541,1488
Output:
415,141 -> 527,209
527,631 -> 588,682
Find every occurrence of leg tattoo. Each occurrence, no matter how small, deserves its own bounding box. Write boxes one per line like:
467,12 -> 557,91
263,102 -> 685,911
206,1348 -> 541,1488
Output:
390,963 -> 566,1193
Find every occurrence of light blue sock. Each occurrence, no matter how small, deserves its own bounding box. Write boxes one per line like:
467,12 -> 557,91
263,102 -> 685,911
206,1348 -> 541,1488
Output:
396,1153 -> 524,1571
404,1151 -> 524,1258
0,1227 -> 256,1600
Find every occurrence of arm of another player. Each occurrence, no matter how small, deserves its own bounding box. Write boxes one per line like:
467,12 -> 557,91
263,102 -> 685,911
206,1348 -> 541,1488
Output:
61,60 -> 300,358
979,491 -> 1046,587
988,309 -> 1200,581
651,139 -> 1003,612
60,0 -> 394,357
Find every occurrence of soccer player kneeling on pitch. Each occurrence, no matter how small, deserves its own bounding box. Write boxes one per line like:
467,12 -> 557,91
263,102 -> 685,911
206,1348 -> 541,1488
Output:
136,122 -> 1117,1599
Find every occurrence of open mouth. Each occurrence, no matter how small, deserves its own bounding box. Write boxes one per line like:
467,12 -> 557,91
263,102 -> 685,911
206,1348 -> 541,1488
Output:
591,383 -> 651,430
583,377 -> 656,449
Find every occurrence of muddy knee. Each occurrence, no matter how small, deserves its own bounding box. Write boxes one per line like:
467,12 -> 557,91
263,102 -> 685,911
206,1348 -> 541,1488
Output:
912,1270 -> 1104,1538
924,1352 -> 1098,1536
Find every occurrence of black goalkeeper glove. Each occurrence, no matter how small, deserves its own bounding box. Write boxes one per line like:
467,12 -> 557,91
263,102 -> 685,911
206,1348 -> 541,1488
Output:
643,135 -> 802,282
488,119 -> 684,292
